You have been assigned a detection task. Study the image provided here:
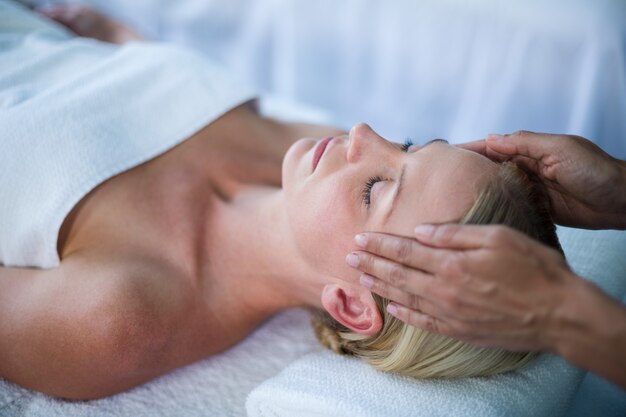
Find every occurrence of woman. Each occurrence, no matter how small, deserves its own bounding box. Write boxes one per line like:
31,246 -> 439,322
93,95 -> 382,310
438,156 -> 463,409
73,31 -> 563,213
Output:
1,1 -> 561,400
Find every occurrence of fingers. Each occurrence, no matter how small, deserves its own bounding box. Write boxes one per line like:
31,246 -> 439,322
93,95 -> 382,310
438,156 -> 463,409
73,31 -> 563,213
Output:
485,131 -> 562,162
387,303 -> 458,337
360,273 -> 428,310
415,224 -> 562,268
348,251 -> 435,293
463,132 -> 574,170
387,302 -> 542,349
413,223 -> 522,250
455,138 -> 514,162
353,232 -> 446,272
349,225 -> 527,294
362,272 -> 476,322
353,251 -> 485,318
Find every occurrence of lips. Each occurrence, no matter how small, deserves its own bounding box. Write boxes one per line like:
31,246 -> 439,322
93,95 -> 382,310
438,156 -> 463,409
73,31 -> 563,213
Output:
312,137 -> 333,172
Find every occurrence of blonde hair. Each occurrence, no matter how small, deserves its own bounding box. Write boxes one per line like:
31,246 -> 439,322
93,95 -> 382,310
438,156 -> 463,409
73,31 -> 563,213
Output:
311,162 -> 563,378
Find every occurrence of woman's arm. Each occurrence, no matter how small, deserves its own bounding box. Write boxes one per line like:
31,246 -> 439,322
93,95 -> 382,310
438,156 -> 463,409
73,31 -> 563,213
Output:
37,4 -> 143,44
0,252 -> 219,399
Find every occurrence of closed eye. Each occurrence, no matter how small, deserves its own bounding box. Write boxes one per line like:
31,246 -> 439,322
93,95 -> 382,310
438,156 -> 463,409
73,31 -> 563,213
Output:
362,175 -> 383,207
400,138 -> 414,152
362,139 -> 414,208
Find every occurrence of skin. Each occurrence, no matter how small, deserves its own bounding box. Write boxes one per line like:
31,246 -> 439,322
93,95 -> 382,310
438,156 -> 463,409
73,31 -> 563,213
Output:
0,102 -> 497,399
0,104 -> 324,400
348,131 -> 626,390
37,5 -> 143,44
281,123 -> 498,333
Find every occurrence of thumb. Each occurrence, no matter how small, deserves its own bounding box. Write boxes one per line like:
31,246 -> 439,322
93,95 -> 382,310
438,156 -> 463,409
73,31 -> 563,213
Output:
486,131 -> 558,161
456,140 -> 487,155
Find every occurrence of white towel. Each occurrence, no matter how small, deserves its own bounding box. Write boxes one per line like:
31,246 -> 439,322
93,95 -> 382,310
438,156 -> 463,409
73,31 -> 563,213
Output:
246,227 -> 626,417
247,350 -> 581,417
0,0 -> 255,269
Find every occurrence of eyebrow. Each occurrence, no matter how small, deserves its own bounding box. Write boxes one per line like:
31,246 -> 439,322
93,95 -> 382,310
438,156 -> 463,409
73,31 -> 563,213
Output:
382,138 -> 449,224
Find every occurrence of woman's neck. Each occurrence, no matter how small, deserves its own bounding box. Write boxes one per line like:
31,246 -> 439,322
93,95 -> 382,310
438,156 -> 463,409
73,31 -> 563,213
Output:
189,106 -> 345,327
203,186 -> 323,326
191,108 -> 336,328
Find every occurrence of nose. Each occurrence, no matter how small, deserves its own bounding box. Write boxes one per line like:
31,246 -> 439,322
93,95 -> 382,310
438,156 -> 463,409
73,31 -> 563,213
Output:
347,123 -> 384,163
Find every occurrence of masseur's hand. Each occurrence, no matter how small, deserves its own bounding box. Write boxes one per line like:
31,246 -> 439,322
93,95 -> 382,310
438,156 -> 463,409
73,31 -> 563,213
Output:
348,224 -> 626,389
460,131 -> 626,230
348,225 -> 578,351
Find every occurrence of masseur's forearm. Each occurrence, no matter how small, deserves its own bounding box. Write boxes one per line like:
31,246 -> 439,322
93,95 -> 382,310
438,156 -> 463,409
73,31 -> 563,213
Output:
550,273 -> 626,389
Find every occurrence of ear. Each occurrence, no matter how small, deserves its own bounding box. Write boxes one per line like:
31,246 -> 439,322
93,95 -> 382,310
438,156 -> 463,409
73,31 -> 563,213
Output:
321,284 -> 383,336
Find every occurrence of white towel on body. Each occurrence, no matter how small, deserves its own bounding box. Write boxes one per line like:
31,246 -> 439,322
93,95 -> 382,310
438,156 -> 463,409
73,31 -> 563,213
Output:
246,227 -> 626,417
0,0 -> 255,268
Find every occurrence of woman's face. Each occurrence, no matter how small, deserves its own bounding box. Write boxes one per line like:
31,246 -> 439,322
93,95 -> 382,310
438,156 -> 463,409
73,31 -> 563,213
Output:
282,123 -> 497,285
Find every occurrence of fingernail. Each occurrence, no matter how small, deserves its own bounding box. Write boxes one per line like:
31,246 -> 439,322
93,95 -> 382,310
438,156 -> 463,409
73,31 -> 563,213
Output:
346,253 -> 360,268
387,303 -> 399,315
486,134 -> 505,142
354,234 -> 368,248
414,224 -> 435,238
360,274 -> 374,288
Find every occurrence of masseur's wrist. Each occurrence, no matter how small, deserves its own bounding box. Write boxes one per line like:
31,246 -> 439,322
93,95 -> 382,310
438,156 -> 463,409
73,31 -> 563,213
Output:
550,270 -> 626,375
